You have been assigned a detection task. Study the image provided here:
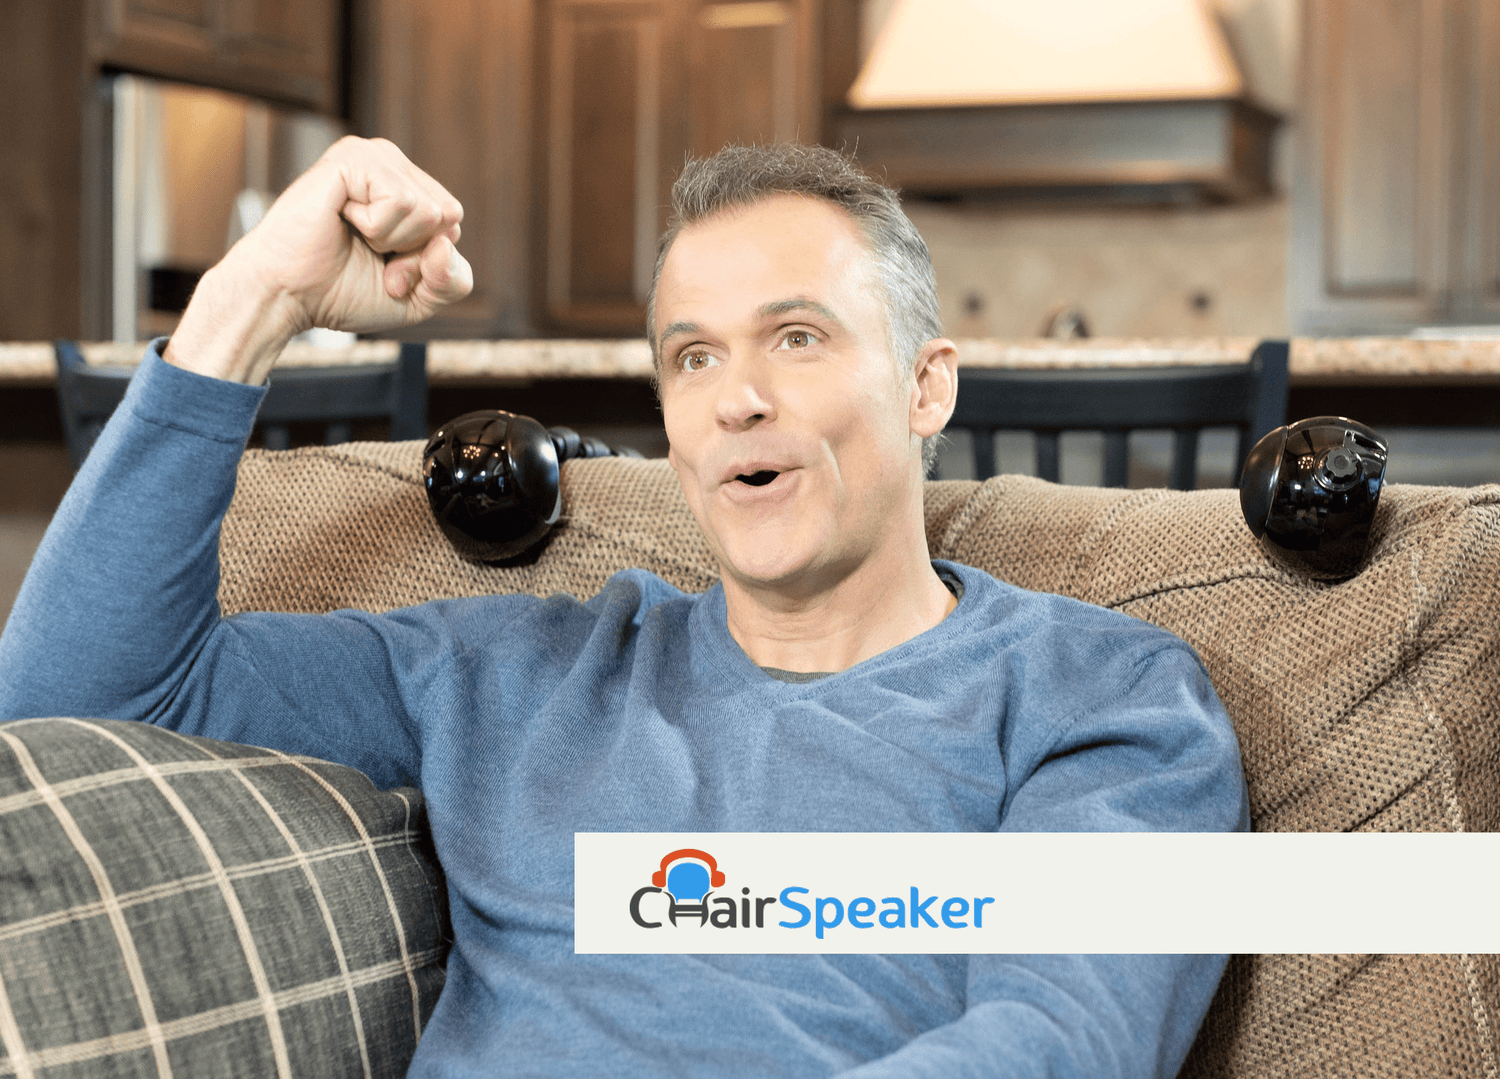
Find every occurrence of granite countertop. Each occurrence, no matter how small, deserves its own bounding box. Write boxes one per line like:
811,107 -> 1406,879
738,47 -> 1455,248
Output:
953,338 -> 1259,367
0,340 -> 657,384
0,340 -> 412,385
1288,337 -> 1500,378
6,336 -> 1500,385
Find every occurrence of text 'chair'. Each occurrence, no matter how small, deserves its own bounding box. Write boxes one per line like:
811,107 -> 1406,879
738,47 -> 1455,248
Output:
54,340 -> 428,471
941,339 -> 1290,488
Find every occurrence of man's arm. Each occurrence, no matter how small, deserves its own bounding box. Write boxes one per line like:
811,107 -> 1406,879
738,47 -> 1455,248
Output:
840,642 -> 1248,1079
841,954 -> 1226,1079
164,135 -> 471,385
0,138 -> 472,779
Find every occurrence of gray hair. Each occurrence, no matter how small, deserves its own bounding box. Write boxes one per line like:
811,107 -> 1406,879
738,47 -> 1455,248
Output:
646,143 -> 946,474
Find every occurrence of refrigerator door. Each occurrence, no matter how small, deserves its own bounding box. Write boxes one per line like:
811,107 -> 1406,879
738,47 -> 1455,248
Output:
111,74 -> 344,342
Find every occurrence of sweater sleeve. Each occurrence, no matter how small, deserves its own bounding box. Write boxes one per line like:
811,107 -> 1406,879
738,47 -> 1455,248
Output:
836,642 -> 1248,1079
0,343 -> 424,788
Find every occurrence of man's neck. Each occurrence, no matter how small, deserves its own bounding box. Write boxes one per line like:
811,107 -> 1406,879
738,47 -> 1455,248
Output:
719,520 -> 957,674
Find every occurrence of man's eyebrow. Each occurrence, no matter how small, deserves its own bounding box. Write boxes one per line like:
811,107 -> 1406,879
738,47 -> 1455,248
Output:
757,298 -> 845,328
656,321 -> 702,352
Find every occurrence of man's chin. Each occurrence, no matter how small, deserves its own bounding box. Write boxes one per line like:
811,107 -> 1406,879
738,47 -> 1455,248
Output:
711,536 -> 854,601
719,553 -> 812,591
692,496 -> 856,597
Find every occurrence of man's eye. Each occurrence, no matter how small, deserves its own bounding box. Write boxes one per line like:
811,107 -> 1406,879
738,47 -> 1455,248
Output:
679,350 -> 718,372
778,330 -> 815,349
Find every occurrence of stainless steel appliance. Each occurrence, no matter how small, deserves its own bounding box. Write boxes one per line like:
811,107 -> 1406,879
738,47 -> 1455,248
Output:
109,74 -> 345,343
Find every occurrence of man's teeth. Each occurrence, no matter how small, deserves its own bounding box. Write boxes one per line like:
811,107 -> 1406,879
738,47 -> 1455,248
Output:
737,470 -> 779,487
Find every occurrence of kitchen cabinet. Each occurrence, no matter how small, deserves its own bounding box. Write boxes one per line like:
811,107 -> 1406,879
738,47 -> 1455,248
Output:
0,0 -> 342,342
88,0 -> 342,112
1,0 -> 825,343
354,0 -> 824,339
536,0 -> 823,335
352,0 -> 539,338
0,3 -> 86,341
536,0 -> 688,335
1289,0 -> 1500,333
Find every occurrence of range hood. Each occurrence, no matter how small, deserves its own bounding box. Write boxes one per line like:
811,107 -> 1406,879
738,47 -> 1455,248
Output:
832,0 -> 1279,204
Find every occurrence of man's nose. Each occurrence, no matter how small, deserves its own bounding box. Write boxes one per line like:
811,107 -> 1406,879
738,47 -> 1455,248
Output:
714,352 -> 777,430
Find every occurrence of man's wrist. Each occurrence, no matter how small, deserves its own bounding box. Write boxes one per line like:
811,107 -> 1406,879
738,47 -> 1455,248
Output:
163,259 -> 309,385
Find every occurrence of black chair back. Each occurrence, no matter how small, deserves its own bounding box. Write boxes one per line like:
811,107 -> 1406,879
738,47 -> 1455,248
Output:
54,341 -> 428,471
942,339 -> 1290,488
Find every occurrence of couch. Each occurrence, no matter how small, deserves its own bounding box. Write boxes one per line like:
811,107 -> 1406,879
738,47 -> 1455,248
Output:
2,442 -> 1497,1078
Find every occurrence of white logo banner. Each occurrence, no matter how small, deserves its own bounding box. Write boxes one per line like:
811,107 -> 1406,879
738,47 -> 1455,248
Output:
574,832 -> 1500,954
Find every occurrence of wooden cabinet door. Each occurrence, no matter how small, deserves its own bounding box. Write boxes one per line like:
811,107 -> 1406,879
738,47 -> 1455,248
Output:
220,0 -> 340,110
90,0 -> 339,111
94,0 -> 218,54
688,0 -> 819,154
0,0 -> 88,340
354,0 -> 538,338
537,0 -> 821,335
1288,0 -> 1462,334
539,0 -> 687,334
91,0 -> 219,76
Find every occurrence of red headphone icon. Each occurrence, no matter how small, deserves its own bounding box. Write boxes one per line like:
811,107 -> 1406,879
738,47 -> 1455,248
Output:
651,848 -> 725,888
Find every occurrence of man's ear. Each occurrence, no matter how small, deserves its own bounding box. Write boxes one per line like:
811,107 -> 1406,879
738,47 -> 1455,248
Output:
910,338 -> 958,440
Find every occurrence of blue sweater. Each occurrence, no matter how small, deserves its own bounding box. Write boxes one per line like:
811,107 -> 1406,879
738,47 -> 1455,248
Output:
1,346 -> 1249,1078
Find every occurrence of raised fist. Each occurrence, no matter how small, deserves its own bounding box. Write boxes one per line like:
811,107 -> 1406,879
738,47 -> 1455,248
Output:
165,137 -> 473,384
243,136 -> 472,334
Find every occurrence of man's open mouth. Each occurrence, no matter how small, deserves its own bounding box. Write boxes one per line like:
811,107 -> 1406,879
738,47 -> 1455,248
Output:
736,470 -> 780,487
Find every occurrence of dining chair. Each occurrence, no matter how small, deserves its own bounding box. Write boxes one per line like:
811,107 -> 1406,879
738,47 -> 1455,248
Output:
54,340 -> 429,471
939,339 -> 1290,488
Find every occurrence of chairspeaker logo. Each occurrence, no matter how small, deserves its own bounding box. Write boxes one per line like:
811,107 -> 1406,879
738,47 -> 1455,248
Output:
627,846 -> 992,937
576,833 -> 1500,954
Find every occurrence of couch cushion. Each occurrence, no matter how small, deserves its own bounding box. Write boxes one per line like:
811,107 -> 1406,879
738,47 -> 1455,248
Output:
219,445 -> 1500,1079
222,447 -> 1500,832
0,716 -> 449,1078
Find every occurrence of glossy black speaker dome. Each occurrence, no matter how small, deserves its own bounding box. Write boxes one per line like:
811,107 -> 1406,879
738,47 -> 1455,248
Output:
1239,416 -> 1388,579
424,410 -> 641,562
423,410 -> 563,562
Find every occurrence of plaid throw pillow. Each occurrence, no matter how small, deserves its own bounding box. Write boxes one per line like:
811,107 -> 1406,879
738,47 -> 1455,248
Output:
0,717 -> 450,1078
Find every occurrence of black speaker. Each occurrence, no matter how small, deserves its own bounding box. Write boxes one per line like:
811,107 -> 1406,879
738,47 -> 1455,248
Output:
423,410 -> 640,562
1239,416 -> 1388,579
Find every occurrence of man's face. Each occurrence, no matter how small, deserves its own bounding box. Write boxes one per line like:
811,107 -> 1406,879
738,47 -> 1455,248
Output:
655,193 -> 920,594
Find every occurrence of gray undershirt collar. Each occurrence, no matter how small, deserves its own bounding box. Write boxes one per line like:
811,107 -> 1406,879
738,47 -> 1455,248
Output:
758,567 -> 966,683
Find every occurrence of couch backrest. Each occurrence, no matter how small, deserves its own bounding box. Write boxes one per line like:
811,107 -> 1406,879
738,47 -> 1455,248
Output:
220,443 -> 1500,1078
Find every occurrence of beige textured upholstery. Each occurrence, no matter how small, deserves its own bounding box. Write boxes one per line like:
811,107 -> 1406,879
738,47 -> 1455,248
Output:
220,443 -> 1500,1079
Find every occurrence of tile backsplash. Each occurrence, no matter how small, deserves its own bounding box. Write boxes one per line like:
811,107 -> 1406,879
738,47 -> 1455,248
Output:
910,198 -> 1290,341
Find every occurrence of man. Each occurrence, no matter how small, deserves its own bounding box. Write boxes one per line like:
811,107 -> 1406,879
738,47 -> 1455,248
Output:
0,137 -> 1247,1077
